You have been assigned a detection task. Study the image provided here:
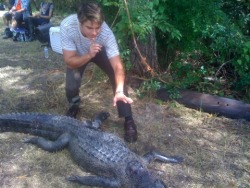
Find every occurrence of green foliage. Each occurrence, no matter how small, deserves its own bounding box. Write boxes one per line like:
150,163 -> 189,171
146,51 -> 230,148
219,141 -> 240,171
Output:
136,78 -> 182,100
120,48 -> 131,70
100,0 -> 249,101
136,79 -> 161,98
53,0 -> 89,13
233,41 -> 250,96
235,41 -> 250,76
202,23 -> 245,64
162,85 -> 181,100
52,0 -> 250,101
99,0 -> 181,47
221,0 -> 250,36
171,62 -> 200,89
160,0 -> 249,101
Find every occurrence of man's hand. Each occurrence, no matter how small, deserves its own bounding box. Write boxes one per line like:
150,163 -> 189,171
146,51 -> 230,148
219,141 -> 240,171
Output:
10,10 -> 15,15
88,40 -> 102,58
34,13 -> 40,18
113,92 -> 133,107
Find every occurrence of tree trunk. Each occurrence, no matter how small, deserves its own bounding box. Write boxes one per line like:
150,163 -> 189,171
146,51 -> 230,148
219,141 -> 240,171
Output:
129,30 -> 159,77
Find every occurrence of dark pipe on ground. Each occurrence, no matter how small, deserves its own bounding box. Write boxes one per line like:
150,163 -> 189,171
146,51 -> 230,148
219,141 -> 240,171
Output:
156,88 -> 250,121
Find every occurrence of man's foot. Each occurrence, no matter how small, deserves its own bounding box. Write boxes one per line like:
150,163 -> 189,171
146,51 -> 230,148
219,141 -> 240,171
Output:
124,119 -> 137,142
2,35 -> 10,39
27,36 -> 34,42
3,28 -> 12,39
66,105 -> 80,118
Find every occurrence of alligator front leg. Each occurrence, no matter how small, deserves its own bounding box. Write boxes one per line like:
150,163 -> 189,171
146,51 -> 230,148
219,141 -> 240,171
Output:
143,151 -> 184,164
67,175 -> 119,188
24,133 -> 71,152
88,112 -> 110,129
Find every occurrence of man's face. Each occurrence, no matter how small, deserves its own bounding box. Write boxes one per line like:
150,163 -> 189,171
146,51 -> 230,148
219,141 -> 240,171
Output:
80,20 -> 101,40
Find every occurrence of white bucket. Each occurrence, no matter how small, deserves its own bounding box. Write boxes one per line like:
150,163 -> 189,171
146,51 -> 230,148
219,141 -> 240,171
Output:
49,26 -> 63,54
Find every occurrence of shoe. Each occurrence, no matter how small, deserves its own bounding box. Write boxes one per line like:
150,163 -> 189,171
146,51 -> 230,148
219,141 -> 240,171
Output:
124,119 -> 138,142
66,105 -> 80,118
2,35 -> 10,39
27,36 -> 34,42
3,28 -> 12,39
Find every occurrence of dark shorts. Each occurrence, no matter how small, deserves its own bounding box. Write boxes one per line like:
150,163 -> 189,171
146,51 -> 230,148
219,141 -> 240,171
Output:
13,12 -> 24,22
4,12 -> 12,21
29,17 -> 49,26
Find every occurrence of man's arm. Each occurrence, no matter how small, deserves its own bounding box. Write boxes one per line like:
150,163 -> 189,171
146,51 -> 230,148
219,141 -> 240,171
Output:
63,49 -> 92,69
38,9 -> 53,19
39,3 -> 54,19
110,55 -> 133,106
110,55 -> 125,93
16,0 -> 29,13
63,41 -> 102,69
16,8 -> 25,13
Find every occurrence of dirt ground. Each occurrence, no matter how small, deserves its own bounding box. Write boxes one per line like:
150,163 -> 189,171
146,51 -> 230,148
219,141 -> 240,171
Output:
0,13 -> 250,188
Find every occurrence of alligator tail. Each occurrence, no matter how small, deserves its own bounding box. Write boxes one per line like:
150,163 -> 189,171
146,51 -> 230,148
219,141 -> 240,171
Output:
0,112 -> 79,140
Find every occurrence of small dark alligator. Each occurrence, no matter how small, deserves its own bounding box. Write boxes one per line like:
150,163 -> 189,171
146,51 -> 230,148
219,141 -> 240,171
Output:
0,112 -> 183,188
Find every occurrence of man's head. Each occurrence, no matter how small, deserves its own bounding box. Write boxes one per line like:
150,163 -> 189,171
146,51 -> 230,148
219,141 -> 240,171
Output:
77,1 -> 104,25
77,1 -> 104,40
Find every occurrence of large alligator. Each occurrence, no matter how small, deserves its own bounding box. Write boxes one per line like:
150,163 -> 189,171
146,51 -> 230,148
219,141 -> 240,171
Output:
0,111 -> 183,188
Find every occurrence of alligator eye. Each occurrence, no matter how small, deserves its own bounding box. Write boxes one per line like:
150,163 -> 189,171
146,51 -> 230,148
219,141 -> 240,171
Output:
126,160 -> 144,175
153,179 -> 166,188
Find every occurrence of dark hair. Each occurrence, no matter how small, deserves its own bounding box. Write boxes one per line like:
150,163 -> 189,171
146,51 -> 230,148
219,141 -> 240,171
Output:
77,1 -> 104,25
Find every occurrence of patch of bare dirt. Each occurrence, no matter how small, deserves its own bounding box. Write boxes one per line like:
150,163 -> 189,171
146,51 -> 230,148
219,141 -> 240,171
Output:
0,17 -> 249,188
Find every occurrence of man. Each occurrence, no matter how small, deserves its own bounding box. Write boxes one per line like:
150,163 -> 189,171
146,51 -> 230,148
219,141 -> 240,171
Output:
2,0 -> 30,39
60,1 -> 138,142
2,0 -> 15,36
27,0 -> 54,41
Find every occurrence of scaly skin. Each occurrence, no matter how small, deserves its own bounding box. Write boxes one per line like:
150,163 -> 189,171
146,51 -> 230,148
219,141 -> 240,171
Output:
0,112 -> 183,188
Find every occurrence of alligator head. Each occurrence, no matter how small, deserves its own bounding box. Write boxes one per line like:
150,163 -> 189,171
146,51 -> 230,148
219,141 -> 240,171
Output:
125,160 -> 166,188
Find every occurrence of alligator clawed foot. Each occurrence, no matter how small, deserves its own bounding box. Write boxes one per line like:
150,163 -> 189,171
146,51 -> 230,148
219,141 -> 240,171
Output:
67,175 -> 80,182
66,175 -> 92,185
143,151 -> 184,164
23,137 -> 37,144
95,111 -> 110,122
156,155 -> 184,164
85,112 -> 110,129
170,156 -> 184,163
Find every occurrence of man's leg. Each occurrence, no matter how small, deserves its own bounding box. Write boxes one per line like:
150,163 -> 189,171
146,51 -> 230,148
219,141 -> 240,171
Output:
92,49 -> 137,142
12,12 -> 25,29
3,12 -> 11,27
3,14 -> 8,27
2,12 -> 13,39
65,65 -> 87,118
27,17 -> 35,40
27,17 -> 40,40
11,12 -> 21,29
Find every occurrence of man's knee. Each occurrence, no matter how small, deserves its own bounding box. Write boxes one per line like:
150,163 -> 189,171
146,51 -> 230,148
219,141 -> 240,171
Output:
13,12 -> 23,21
4,12 -> 12,20
66,87 -> 81,105
66,86 -> 77,93
65,83 -> 80,97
